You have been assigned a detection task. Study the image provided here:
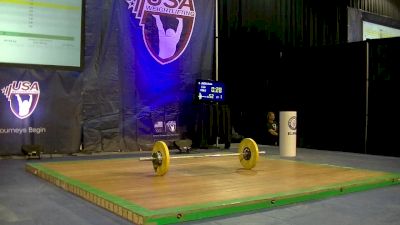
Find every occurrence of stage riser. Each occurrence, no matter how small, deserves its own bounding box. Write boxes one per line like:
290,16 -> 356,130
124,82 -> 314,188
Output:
26,164 -> 145,225
26,157 -> 400,225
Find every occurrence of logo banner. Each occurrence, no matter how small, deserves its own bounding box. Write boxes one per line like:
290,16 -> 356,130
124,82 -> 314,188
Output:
125,0 -> 196,65
1,81 -> 40,119
119,0 -> 215,147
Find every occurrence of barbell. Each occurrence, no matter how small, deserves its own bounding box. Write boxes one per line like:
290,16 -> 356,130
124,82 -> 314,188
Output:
140,138 -> 261,176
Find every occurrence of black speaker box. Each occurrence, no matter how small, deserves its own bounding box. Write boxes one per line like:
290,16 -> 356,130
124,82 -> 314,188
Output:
21,144 -> 43,158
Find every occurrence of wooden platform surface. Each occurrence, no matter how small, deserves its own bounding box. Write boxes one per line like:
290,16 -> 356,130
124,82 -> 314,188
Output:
30,156 -> 392,209
26,155 -> 400,224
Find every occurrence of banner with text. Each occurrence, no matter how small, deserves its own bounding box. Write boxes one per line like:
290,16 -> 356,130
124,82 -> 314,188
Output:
118,0 -> 215,149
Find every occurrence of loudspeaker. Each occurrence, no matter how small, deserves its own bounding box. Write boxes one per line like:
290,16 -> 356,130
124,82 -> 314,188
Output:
173,139 -> 192,153
21,144 -> 43,159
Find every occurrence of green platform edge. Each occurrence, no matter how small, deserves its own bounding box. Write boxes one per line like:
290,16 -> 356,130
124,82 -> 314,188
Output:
26,162 -> 400,225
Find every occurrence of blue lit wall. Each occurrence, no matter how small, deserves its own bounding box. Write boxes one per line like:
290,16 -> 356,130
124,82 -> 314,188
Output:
0,0 -> 215,154
117,0 -> 215,149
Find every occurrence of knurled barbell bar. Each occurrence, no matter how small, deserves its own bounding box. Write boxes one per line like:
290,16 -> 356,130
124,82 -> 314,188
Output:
140,138 -> 262,176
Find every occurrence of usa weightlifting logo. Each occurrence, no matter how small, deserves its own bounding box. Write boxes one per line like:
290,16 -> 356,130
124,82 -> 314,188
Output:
1,81 -> 40,119
125,0 -> 196,65
166,120 -> 176,133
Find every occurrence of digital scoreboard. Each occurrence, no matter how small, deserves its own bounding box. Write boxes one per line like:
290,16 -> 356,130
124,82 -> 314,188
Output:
195,79 -> 225,103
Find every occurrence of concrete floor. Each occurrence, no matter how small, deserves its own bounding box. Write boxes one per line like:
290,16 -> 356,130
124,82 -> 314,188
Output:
1,146 -> 400,225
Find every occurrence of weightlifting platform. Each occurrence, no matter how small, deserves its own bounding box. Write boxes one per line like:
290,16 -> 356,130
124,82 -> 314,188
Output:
26,154 -> 400,225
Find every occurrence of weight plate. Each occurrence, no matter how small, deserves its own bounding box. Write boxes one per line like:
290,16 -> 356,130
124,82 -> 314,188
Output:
152,141 -> 170,176
238,138 -> 259,169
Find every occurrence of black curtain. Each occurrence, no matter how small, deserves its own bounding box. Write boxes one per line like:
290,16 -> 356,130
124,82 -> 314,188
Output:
217,0 -> 400,156
367,37 -> 400,157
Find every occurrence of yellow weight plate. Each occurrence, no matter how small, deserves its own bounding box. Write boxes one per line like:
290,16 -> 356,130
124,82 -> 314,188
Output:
152,141 -> 170,176
238,138 -> 259,169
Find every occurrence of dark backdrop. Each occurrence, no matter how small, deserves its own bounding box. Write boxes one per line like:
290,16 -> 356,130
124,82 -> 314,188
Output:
218,0 -> 400,156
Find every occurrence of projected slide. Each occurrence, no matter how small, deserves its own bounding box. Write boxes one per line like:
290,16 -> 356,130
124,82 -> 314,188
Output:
0,0 -> 83,68
363,21 -> 400,40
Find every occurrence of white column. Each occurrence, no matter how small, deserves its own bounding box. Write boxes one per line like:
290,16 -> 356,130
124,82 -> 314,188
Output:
279,111 -> 297,157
